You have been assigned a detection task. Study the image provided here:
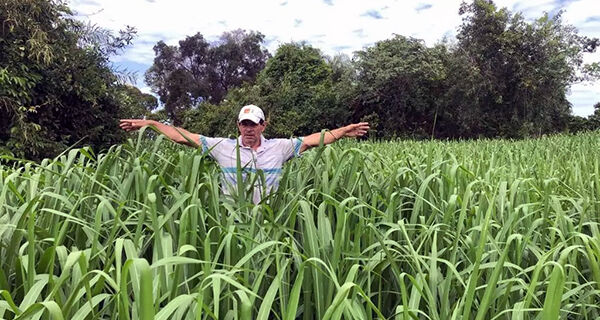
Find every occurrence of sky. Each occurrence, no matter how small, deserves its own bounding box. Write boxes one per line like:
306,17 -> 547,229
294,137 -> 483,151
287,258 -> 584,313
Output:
70,0 -> 600,116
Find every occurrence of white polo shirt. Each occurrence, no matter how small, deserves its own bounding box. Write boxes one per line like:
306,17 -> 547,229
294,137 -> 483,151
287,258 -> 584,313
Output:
199,135 -> 303,203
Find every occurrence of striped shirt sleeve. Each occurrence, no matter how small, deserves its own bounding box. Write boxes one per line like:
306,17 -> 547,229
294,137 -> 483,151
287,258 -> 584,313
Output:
276,137 -> 304,161
198,136 -> 226,157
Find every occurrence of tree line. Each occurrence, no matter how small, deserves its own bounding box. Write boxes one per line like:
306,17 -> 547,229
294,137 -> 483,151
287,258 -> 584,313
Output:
1,0 -> 159,160
2,0 -> 599,160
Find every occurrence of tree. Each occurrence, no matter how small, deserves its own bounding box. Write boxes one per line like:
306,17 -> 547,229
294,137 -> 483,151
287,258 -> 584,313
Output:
586,102 -> 600,130
116,85 -> 159,119
452,0 -> 598,137
567,115 -> 591,133
352,35 -> 447,138
252,43 -> 349,137
181,102 -> 239,138
328,53 -> 358,130
144,30 -> 270,124
0,0 -> 138,160
209,30 -> 271,103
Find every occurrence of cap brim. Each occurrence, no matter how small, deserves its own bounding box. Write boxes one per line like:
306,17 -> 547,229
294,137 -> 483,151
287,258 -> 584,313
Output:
238,114 -> 262,123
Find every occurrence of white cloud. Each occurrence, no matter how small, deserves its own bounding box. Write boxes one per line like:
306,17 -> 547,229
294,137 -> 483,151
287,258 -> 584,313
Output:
569,81 -> 600,116
505,0 -> 557,18
563,0 -> 600,26
69,0 -> 599,115
139,85 -> 153,95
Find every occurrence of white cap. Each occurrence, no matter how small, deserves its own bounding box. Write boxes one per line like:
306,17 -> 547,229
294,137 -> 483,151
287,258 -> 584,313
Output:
238,105 -> 265,124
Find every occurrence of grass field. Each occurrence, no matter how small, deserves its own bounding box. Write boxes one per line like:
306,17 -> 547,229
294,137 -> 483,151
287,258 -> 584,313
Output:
1,130 -> 600,319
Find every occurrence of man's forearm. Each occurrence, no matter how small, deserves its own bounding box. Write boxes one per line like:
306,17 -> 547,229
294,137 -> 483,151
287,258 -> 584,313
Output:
299,122 -> 369,153
149,121 -> 199,146
302,126 -> 346,148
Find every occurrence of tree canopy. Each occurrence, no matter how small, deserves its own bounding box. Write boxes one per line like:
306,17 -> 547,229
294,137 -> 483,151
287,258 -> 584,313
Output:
0,0 -> 156,160
144,29 -> 270,124
1,0 -> 599,160
158,1 -> 598,140
450,0 -> 596,137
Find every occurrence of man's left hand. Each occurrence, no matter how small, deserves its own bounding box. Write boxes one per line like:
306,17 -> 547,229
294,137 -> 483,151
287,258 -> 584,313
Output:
342,122 -> 370,138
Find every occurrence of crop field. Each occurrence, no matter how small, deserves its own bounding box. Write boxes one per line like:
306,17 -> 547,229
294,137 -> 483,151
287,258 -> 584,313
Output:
1,131 -> 600,319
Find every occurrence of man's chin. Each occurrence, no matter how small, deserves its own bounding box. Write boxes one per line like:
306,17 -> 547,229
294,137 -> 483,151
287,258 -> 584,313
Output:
242,138 -> 255,146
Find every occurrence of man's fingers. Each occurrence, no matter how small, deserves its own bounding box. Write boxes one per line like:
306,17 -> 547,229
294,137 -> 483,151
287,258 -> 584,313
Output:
344,122 -> 369,137
350,123 -> 370,132
351,122 -> 370,129
119,119 -> 143,131
120,119 -> 143,124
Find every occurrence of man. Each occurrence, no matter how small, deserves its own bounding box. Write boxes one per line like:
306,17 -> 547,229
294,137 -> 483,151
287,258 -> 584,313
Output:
120,104 -> 369,203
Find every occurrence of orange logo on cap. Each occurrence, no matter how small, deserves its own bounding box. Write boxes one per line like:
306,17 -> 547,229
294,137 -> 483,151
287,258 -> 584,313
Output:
244,108 -> 251,113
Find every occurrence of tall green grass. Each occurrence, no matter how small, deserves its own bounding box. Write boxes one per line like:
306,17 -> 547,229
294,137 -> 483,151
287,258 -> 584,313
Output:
1,130 -> 600,319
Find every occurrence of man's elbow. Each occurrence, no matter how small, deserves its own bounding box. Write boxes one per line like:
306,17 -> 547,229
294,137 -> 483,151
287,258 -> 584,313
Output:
182,138 -> 199,147
170,136 -> 191,146
174,134 -> 198,146
299,143 -> 308,154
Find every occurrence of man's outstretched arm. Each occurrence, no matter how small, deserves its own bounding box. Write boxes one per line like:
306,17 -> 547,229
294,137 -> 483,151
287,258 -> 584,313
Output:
299,122 -> 369,153
120,119 -> 200,147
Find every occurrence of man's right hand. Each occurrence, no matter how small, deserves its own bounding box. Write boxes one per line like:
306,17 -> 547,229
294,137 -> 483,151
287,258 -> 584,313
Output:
120,119 -> 200,147
119,119 -> 153,132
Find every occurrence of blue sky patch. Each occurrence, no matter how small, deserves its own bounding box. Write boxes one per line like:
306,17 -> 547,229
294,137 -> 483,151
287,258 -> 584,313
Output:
69,0 -> 599,117
361,10 -> 383,19
416,3 -> 432,12
585,16 -> 600,23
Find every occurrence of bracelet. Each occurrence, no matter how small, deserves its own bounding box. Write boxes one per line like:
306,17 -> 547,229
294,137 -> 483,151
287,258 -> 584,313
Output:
329,130 -> 338,140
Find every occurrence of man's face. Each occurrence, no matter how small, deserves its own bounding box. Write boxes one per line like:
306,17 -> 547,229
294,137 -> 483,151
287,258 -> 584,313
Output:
238,120 -> 265,147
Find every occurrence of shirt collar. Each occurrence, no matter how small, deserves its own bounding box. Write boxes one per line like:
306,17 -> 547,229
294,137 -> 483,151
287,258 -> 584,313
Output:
237,135 -> 266,151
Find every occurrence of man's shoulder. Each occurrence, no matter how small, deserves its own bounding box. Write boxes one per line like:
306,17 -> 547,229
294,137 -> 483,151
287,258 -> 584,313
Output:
263,137 -> 303,143
262,137 -> 304,154
263,137 -> 297,147
199,136 -> 238,152
201,136 -> 237,143
260,137 -> 304,158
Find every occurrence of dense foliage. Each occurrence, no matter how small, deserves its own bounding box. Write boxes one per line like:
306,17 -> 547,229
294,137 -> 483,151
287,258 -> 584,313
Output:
0,0 -> 158,160
144,30 -> 270,124
3,132 -> 600,318
449,1 -> 595,137
2,1 -> 600,318
2,0 -> 599,159
253,43 -> 350,137
159,0 -> 598,140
